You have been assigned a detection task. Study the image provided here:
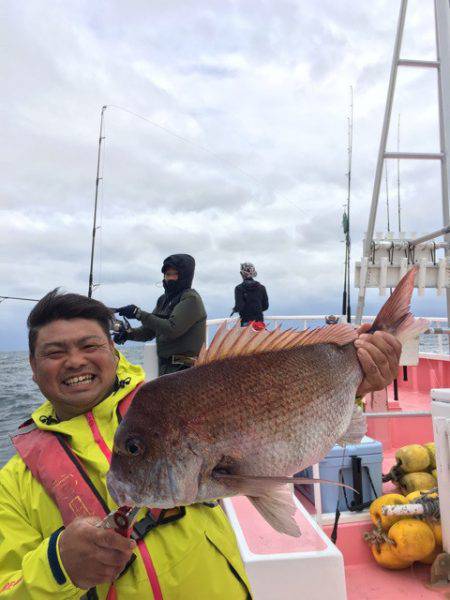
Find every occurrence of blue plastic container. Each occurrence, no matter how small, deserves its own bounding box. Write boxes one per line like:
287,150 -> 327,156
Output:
295,436 -> 383,513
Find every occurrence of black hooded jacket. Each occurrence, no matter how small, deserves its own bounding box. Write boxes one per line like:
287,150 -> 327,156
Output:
126,254 -> 206,358
233,278 -> 269,323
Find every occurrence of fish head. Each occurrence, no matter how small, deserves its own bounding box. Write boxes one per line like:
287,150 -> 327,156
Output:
106,379 -> 237,508
107,413 -> 205,508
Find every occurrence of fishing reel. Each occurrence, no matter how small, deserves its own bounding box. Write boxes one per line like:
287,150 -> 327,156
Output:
109,309 -> 132,338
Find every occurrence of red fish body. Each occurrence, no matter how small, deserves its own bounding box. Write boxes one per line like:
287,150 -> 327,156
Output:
107,268 -> 427,536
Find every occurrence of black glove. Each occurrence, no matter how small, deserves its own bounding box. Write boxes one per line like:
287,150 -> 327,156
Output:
113,330 -> 128,345
117,305 -> 140,319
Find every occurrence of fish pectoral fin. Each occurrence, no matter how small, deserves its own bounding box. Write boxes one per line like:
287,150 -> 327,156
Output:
248,485 -> 301,538
214,472 -> 356,494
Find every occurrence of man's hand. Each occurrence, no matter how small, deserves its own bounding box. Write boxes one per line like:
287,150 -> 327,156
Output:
118,305 -> 140,319
354,324 -> 402,397
58,517 -> 136,589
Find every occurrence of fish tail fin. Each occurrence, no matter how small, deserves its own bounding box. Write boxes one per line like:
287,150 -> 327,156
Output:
248,485 -> 301,537
370,266 -> 429,341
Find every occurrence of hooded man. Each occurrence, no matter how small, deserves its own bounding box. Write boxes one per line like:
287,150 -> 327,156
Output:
233,262 -> 269,327
115,254 -> 206,375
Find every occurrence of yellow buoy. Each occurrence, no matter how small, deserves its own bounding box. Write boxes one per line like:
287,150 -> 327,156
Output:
405,490 -> 437,501
428,521 -> 442,546
371,541 -> 413,570
405,490 -> 423,502
423,442 -> 436,470
395,444 -> 430,473
369,494 -> 407,531
400,472 -> 437,494
389,519 -> 436,562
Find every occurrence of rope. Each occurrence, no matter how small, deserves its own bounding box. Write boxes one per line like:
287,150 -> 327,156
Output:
330,444 -> 348,544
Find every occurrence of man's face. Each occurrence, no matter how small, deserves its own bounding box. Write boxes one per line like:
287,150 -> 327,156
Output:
30,318 -> 118,421
164,268 -> 179,281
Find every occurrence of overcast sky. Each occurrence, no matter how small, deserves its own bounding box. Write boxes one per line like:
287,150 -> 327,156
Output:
1,0 -> 447,351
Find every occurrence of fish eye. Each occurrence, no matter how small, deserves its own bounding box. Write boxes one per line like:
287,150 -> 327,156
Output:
125,437 -> 145,457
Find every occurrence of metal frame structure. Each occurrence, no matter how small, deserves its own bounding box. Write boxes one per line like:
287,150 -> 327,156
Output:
356,0 -> 450,324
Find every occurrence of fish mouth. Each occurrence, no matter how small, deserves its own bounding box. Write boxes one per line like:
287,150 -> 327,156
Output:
107,472 -> 145,506
107,460 -> 199,509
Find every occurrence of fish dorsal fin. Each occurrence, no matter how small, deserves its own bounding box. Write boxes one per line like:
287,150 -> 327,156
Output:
196,322 -> 357,366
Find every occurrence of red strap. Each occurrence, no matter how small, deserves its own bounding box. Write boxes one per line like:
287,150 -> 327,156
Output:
117,381 -> 144,418
13,382 -> 163,599
85,382 -> 163,600
136,540 -> 163,600
84,382 -> 144,464
12,429 -> 107,526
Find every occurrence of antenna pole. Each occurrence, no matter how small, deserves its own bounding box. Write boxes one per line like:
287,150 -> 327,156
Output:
88,105 -> 107,298
397,113 -> 402,231
385,162 -> 391,231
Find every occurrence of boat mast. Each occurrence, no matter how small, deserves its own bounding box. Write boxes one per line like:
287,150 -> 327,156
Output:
355,0 -> 450,325
435,0 -> 450,326
88,105 -> 107,299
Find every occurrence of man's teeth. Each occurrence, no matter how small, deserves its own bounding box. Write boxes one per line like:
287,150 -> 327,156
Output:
64,375 -> 95,386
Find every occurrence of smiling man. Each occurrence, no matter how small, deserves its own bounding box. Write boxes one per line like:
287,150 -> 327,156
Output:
0,288 -> 402,599
0,289 -> 250,599
30,319 -> 119,421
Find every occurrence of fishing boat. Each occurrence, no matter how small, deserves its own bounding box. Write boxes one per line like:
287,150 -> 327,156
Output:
1,2 -> 449,599
143,2 -> 450,597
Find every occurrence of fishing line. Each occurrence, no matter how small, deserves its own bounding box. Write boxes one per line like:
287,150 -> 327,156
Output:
105,104 -> 310,219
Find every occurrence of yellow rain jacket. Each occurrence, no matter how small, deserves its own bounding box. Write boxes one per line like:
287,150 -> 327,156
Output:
0,353 -> 251,599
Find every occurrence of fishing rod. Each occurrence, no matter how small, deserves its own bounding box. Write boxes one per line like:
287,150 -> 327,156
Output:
0,296 -> 39,302
86,104 -> 311,301
88,105 -> 107,299
342,87 -> 353,323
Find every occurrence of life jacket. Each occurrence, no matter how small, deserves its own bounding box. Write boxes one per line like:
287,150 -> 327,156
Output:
10,383 -> 167,600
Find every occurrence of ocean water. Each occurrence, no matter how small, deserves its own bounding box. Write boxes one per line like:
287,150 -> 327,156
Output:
0,336 -> 447,467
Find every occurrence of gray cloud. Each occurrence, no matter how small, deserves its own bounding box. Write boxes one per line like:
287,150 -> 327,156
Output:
1,0 -> 448,351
